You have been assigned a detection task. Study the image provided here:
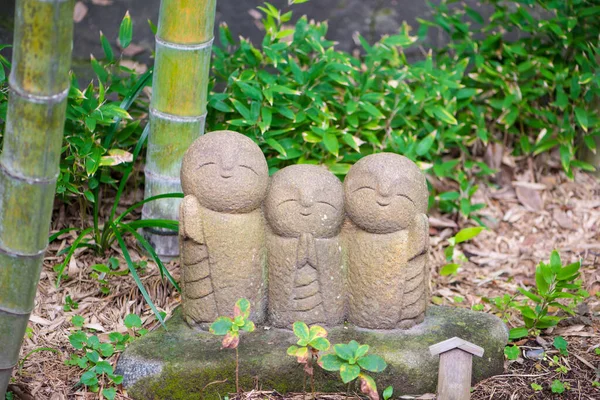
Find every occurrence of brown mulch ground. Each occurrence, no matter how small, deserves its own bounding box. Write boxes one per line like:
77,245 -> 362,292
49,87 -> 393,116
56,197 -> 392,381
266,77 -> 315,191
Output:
6,158 -> 600,400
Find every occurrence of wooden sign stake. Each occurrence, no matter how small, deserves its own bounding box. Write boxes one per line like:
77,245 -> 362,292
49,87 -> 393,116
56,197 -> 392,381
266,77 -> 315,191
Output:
429,337 -> 484,400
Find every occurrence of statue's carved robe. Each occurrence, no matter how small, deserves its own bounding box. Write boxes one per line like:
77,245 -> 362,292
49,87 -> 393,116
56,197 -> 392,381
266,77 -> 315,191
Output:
267,230 -> 344,328
180,195 -> 267,325
345,214 -> 429,329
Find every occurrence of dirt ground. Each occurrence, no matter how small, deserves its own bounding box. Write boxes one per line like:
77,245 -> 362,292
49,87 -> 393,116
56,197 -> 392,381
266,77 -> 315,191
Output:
6,156 -> 600,400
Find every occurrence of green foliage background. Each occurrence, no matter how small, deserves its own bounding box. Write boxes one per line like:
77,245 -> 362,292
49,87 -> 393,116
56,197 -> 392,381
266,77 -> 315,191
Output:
0,0 -> 598,221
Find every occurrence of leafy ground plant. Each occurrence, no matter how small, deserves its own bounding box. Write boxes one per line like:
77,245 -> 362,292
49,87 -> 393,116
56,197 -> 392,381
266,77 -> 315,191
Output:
287,321 -> 331,397
209,298 -> 256,393
320,340 -> 387,400
50,124 -> 181,326
507,250 -> 588,340
65,313 -> 144,399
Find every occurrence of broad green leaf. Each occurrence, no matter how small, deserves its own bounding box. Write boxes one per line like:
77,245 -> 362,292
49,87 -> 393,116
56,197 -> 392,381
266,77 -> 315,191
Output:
241,320 -> 255,332
340,363 -> 361,383
95,360 -> 113,375
334,343 -> 354,361
293,321 -> 310,341
102,388 -> 117,400
383,385 -> 394,400
535,265 -> 550,295
124,314 -> 142,329
357,354 -> 387,372
80,370 -> 98,386
271,84 -> 300,95
574,107 -> 588,132
416,131 -> 436,156
210,317 -> 233,336
551,380 -> 565,394
454,226 -> 484,244
550,250 -> 562,273
508,327 -> 529,340
360,102 -> 384,119
287,345 -> 299,356
557,261 -> 581,280
504,345 -> 520,360
517,288 -> 542,304
432,105 -> 457,125
309,337 -> 330,351
440,263 -> 460,276
234,298 -> 251,317
355,344 -> 369,359
308,325 -> 328,339
323,132 -> 339,157
319,354 -> 343,371
266,138 -> 287,157
553,336 -> 568,355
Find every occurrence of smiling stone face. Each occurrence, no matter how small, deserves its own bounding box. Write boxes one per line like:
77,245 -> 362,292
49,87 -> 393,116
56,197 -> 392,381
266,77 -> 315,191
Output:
344,153 -> 428,234
181,130 -> 269,213
264,165 -> 344,238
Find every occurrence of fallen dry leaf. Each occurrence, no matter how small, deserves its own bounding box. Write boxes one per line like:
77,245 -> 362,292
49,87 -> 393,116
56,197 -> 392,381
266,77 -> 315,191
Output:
73,2 -> 88,23
515,185 -> 544,211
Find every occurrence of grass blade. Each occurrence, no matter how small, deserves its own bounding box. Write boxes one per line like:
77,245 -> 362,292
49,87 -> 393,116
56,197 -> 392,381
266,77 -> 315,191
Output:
124,219 -> 179,231
112,223 -> 166,329
120,223 -> 181,292
115,192 -> 184,224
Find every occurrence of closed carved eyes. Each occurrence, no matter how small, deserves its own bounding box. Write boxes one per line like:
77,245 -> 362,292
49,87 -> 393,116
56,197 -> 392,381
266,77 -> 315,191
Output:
277,199 -> 338,210
239,164 -> 259,175
353,186 -> 376,193
197,161 -> 216,169
278,198 -> 298,206
317,200 -> 337,210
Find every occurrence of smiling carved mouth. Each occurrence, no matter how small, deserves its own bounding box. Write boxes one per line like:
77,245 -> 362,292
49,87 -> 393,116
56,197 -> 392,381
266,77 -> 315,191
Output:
377,201 -> 390,207
300,212 -> 312,217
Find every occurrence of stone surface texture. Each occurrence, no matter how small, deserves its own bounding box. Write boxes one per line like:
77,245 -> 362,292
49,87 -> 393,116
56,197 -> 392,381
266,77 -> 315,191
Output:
264,164 -> 345,328
344,153 -> 430,329
115,306 -> 508,399
179,130 -> 269,325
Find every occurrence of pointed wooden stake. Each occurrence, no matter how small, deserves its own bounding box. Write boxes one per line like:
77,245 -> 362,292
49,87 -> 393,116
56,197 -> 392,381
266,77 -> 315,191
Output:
429,337 -> 484,400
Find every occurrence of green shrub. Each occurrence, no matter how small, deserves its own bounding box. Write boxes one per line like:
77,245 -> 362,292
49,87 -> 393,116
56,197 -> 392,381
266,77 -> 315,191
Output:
423,0 -> 600,178
208,4 -> 489,219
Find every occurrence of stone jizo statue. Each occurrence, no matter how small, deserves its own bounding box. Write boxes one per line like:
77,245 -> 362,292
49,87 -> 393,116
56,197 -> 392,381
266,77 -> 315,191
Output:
179,130 -> 269,326
264,164 -> 345,328
344,153 -> 430,329
180,132 -> 429,330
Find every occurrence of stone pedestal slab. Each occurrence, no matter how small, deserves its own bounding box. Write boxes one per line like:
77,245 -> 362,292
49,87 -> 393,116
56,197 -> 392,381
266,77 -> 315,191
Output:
116,306 -> 508,399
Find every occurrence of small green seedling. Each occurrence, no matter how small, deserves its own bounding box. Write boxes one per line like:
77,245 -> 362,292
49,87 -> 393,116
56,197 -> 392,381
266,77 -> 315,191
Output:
382,385 -> 393,400
287,321 -> 331,397
553,336 -> 568,356
209,298 -> 255,393
320,340 -> 387,400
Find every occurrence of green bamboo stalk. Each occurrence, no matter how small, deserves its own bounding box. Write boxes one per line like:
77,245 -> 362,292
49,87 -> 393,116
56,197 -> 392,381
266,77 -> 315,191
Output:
142,0 -> 217,259
0,0 -> 74,396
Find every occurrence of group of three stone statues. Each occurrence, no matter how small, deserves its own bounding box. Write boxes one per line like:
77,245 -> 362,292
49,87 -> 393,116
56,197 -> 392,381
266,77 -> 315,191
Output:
179,130 -> 430,331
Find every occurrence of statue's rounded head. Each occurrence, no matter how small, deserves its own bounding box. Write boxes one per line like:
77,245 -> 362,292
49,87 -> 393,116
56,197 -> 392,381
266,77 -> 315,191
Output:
181,130 -> 269,213
264,164 -> 344,238
344,153 -> 428,234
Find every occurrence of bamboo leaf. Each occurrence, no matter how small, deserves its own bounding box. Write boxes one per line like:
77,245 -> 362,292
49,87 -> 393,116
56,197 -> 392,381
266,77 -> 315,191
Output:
113,225 -> 166,328
119,11 -> 133,49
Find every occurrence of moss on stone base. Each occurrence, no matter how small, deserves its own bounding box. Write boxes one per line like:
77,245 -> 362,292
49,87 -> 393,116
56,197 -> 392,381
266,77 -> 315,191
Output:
117,306 -> 508,400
